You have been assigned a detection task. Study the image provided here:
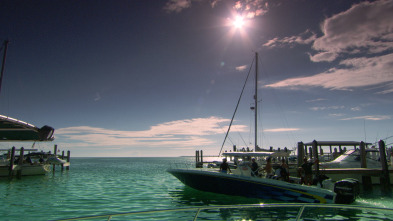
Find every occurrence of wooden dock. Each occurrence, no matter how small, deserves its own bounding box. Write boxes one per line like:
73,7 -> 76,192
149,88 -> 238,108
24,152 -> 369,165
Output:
298,139 -> 391,193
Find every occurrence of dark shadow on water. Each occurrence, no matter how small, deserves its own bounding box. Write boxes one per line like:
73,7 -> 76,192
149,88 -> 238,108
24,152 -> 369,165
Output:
169,186 -> 278,206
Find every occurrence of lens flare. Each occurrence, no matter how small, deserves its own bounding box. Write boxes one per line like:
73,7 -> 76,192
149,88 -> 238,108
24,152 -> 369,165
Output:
233,16 -> 244,29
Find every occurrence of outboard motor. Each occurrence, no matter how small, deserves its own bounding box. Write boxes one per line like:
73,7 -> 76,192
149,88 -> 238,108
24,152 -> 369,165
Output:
334,178 -> 360,204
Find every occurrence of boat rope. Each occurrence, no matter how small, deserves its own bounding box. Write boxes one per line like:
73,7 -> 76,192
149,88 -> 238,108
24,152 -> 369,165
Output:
218,57 -> 255,157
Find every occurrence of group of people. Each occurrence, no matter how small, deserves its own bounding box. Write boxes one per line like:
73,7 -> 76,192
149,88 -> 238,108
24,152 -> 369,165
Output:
220,156 -> 319,185
219,157 -> 290,181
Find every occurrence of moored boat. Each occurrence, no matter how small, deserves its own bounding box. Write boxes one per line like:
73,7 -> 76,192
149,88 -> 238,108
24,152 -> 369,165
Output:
0,114 -> 58,177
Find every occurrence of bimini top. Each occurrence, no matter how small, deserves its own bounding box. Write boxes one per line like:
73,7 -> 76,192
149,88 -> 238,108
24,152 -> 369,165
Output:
0,115 -> 54,141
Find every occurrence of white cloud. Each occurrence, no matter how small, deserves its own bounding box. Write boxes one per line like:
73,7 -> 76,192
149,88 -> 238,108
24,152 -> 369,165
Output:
350,107 -> 361,111
311,0 -> 393,62
236,65 -> 248,71
308,51 -> 338,62
265,53 -> 393,93
234,0 -> 269,18
264,128 -> 300,132
263,0 -> 393,61
56,117 -> 247,148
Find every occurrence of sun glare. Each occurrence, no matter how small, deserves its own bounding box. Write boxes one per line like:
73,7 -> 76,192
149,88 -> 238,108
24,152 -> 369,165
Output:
233,16 -> 244,29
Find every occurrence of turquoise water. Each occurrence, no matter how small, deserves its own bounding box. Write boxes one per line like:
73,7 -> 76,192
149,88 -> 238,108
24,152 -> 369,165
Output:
1,157 -> 393,220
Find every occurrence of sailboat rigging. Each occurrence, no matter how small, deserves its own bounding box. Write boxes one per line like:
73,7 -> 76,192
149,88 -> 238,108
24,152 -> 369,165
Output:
218,54 -> 256,156
219,52 -> 261,155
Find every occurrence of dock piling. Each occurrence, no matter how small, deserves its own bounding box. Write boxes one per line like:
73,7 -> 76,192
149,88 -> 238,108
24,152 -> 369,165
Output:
53,144 -> 57,173
379,140 -> 391,194
360,141 -> 372,190
195,150 -> 204,168
61,150 -> 65,171
8,146 -> 15,178
312,140 -> 320,175
297,142 -> 304,168
16,147 -> 24,178
66,150 -> 71,170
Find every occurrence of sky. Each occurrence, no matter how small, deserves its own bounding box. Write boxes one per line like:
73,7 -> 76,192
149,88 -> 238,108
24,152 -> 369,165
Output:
0,0 -> 392,157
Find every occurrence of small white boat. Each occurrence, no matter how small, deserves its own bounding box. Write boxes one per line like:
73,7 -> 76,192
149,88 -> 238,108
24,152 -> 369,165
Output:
0,113 -> 56,177
0,151 -> 59,177
0,163 -> 51,176
319,147 -> 393,184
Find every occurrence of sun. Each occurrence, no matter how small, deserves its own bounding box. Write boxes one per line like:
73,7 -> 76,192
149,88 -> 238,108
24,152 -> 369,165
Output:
233,16 -> 244,29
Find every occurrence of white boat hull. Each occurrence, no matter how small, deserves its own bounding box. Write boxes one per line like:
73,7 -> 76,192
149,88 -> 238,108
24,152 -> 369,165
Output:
0,164 -> 51,177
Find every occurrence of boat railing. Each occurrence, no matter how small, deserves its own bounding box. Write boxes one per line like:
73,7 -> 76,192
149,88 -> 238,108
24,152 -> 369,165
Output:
51,203 -> 393,221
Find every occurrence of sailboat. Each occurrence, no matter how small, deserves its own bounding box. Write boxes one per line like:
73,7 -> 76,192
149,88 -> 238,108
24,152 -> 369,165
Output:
167,53 -> 359,204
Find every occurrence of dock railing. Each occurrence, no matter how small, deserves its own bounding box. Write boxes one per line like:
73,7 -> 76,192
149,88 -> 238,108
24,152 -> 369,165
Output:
51,203 -> 393,221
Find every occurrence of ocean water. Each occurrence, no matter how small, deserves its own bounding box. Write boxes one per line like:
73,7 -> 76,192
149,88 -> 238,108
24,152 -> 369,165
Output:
1,157 -> 393,221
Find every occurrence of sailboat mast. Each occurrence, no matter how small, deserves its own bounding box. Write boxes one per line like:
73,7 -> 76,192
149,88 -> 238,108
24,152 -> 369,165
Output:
0,40 -> 9,96
254,52 -> 258,150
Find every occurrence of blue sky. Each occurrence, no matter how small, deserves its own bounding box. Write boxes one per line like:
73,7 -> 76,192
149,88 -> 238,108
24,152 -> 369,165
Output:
0,0 -> 392,157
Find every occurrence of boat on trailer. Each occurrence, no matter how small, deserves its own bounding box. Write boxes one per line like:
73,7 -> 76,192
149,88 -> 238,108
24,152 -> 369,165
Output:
168,53 -> 359,204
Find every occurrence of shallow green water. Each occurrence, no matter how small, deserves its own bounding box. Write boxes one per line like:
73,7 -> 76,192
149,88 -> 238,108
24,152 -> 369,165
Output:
0,157 -> 392,220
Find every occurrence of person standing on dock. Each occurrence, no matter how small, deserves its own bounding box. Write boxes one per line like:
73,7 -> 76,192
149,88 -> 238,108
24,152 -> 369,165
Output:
220,158 -> 231,174
280,159 -> 289,181
301,157 -> 318,185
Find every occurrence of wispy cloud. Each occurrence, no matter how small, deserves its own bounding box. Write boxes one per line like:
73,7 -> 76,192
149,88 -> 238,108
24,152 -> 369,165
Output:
56,117 -> 247,148
329,113 -> 345,117
94,92 -> 101,101
264,128 -> 300,132
234,0 -> 269,18
236,65 -> 248,71
310,106 -> 345,111
164,0 -> 192,13
164,0 -> 269,17
263,30 -> 317,48
305,98 -> 327,103
340,115 -> 391,121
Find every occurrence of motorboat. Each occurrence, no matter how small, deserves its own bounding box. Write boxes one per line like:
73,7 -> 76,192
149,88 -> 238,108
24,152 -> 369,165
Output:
0,150 -> 65,176
168,53 -> 359,204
